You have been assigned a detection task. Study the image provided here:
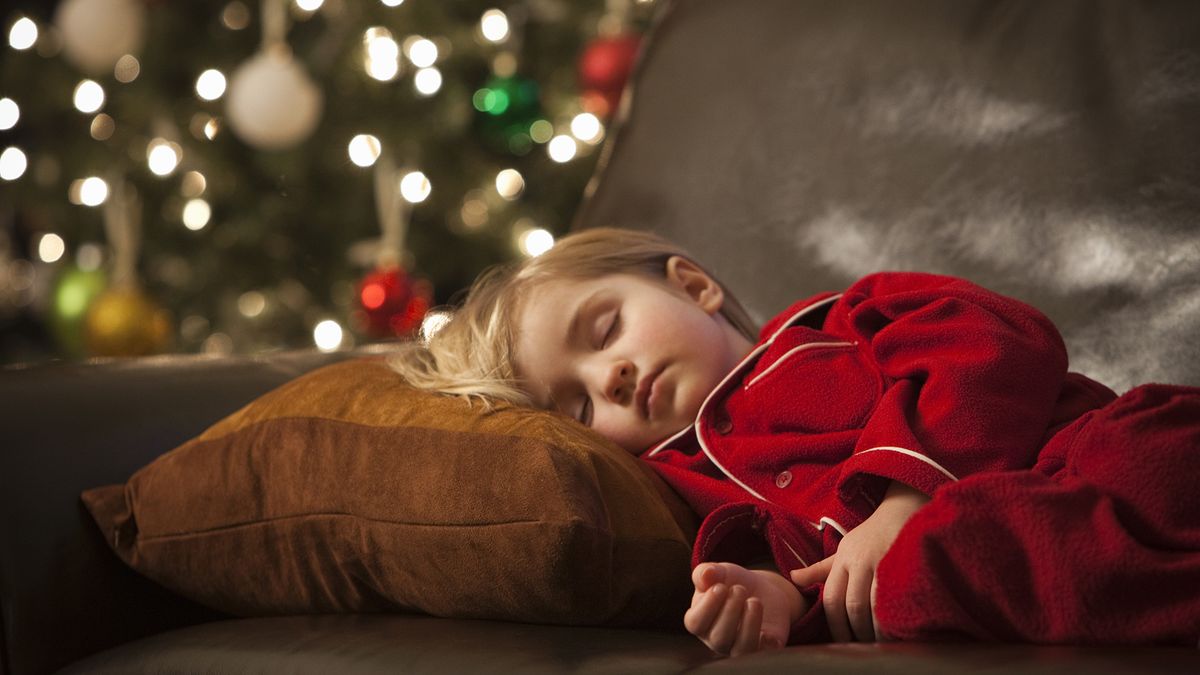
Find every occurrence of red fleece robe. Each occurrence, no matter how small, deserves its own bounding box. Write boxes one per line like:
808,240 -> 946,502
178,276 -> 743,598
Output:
640,272 -> 1198,645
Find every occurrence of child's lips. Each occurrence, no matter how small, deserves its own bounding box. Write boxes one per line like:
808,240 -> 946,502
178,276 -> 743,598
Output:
637,366 -> 665,420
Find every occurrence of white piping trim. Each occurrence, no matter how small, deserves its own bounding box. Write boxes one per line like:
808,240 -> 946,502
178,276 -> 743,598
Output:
644,338 -> 772,459
764,294 -> 843,344
818,517 -> 848,537
644,425 -> 694,458
696,419 -> 771,503
645,294 -> 845,492
856,446 -> 960,482
780,537 -> 809,568
744,341 -> 854,389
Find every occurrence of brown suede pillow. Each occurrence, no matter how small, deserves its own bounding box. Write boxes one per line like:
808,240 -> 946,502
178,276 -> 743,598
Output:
81,357 -> 697,628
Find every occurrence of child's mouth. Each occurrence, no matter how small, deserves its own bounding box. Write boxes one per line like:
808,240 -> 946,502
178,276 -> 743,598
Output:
637,366 -> 665,420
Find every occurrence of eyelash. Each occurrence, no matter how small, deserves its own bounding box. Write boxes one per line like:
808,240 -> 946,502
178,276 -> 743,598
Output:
600,311 -> 620,348
579,311 -> 620,426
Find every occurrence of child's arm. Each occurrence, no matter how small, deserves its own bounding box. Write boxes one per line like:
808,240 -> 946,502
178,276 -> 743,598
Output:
790,480 -> 929,642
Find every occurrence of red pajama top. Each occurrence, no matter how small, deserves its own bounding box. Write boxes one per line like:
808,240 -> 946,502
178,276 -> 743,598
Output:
639,271 -> 1112,642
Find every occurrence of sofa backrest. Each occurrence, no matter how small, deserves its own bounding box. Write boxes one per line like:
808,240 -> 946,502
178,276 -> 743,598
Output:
576,0 -> 1200,392
0,351 -> 352,675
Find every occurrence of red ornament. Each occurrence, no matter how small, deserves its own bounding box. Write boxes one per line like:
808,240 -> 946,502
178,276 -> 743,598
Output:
578,33 -> 641,117
355,267 -> 432,338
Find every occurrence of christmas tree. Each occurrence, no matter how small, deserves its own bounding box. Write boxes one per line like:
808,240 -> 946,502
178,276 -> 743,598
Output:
0,0 -> 651,364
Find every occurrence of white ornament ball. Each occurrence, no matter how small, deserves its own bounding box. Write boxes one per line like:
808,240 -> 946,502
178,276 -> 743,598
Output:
55,0 -> 147,75
226,50 -> 324,150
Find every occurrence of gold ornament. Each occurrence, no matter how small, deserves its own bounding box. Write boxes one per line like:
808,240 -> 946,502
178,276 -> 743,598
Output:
83,286 -> 173,357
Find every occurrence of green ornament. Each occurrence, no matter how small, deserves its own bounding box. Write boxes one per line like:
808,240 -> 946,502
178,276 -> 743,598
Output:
473,74 -> 542,155
50,265 -> 108,357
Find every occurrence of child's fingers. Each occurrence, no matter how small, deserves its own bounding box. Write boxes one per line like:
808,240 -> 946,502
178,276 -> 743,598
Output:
822,564 -> 853,643
789,556 -> 834,587
704,584 -> 749,655
691,562 -> 725,593
684,583 -> 727,637
845,567 -> 876,642
729,596 -> 764,658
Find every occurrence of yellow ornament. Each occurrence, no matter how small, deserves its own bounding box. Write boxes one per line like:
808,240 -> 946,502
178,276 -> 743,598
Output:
83,286 -> 173,357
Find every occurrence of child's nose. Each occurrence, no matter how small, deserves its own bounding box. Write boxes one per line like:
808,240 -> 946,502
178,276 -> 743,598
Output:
602,360 -> 634,404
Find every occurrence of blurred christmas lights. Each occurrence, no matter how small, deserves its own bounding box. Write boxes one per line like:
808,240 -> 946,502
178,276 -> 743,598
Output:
313,319 -> 344,351
182,199 -> 211,230
480,10 -> 510,43
0,98 -> 18,130
38,234 -> 66,263
0,148 -> 25,181
348,134 -> 382,167
400,171 -> 431,203
547,135 -> 577,162
8,17 -> 38,51
495,169 -> 524,200
181,171 -> 207,197
196,69 -> 228,101
146,139 -> 181,176
75,176 -> 109,206
73,80 -> 105,114
364,27 -> 400,81
405,38 -> 438,67
114,55 -> 140,82
414,68 -> 442,96
1,0 -> 639,362
518,227 -> 554,257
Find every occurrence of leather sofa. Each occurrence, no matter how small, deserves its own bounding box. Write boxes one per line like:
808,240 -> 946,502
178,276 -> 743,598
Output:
4,0 -> 1200,672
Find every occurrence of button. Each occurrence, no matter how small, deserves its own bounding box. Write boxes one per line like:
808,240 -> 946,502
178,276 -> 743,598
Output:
775,471 -> 792,489
713,416 -> 733,435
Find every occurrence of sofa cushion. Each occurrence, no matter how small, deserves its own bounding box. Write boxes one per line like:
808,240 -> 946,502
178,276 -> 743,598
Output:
81,357 -> 696,627
57,615 -> 1200,675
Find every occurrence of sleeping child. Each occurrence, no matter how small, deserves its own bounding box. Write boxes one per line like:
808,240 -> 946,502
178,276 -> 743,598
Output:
388,227 -> 1200,655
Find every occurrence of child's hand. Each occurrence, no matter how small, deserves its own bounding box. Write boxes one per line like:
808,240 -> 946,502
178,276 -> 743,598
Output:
790,481 -> 929,642
684,562 -> 806,657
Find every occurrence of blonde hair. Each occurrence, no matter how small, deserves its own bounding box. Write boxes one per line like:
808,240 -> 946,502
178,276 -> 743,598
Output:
387,227 -> 758,407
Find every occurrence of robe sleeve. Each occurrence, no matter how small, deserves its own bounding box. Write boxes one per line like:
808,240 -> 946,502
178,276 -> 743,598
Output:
831,272 -> 1069,504
691,501 -> 833,644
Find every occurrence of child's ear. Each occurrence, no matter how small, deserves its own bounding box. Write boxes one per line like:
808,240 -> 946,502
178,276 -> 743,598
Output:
665,256 -> 724,315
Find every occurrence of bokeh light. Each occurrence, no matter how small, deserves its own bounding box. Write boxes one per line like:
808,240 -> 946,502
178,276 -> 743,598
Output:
8,17 -> 38,50
348,134 -> 381,167
547,135 -> 577,163
78,176 -> 109,206
195,69 -> 227,100
182,199 -> 211,230
73,80 -> 105,114
406,37 -> 438,67
147,139 -> 181,176
495,169 -> 524,200
38,233 -> 65,263
400,171 -> 431,203
480,10 -> 509,43
518,227 -> 555,257
414,67 -> 442,96
0,147 -> 27,181
313,319 -> 344,351
0,98 -> 19,130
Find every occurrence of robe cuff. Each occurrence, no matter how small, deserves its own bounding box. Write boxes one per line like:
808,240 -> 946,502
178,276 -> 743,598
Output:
692,502 -> 820,570
692,502 -> 833,644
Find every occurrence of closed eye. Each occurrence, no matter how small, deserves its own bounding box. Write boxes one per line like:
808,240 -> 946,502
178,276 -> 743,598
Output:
600,311 -> 620,348
578,396 -> 593,426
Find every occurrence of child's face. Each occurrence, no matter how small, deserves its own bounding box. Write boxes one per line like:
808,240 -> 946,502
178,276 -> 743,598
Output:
513,257 -> 754,454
